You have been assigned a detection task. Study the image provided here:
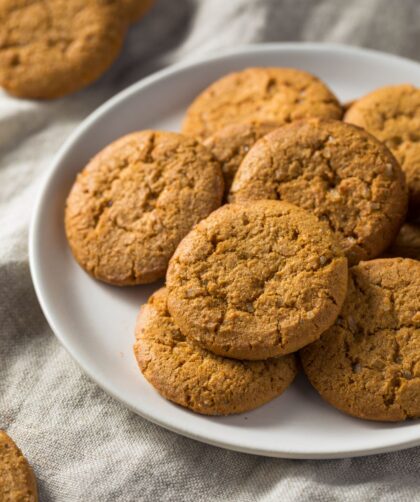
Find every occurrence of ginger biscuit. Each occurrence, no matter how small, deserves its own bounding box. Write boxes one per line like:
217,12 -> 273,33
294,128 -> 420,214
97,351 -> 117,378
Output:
65,131 -> 224,286
300,258 -> 420,422
230,118 -> 408,265
166,200 -> 348,360
345,84 -> 420,217
182,67 -> 342,140
0,0 -> 126,99
203,122 -> 278,196
0,430 -> 38,502
134,288 -> 298,415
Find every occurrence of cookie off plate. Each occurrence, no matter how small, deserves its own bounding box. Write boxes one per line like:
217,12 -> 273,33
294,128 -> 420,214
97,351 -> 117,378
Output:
30,43 -> 420,459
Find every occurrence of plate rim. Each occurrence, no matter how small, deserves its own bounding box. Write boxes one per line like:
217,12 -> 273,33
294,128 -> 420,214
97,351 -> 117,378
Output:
29,42 -> 420,459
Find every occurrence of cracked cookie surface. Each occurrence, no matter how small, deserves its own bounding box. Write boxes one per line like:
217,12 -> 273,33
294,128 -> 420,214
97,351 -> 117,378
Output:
203,121 -> 279,197
134,288 -> 298,415
0,430 -> 38,502
182,67 -> 342,140
0,0 -> 126,99
345,85 -> 420,217
166,200 -> 348,360
65,130 -> 224,285
300,258 -> 420,422
230,118 -> 408,265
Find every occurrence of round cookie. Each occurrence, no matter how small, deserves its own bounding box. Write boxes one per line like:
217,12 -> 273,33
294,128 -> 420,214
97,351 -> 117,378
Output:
230,118 -> 408,265
0,430 -> 38,502
300,258 -> 420,422
65,130 -> 224,286
345,85 -> 420,217
182,67 -> 342,140
0,0 -> 126,99
134,288 -> 298,415
122,0 -> 154,24
166,200 -> 348,360
386,223 -> 420,260
203,122 -> 279,197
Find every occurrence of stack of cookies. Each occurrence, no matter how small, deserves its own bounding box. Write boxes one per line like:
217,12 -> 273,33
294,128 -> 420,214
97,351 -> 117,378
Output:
65,67 -> 420,422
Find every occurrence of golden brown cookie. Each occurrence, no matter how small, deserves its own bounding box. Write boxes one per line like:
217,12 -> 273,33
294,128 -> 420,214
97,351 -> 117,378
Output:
300,258 -> 420,422
0,0 -> 126,99
230,118 -> 408,265
65,131 -> 224,286
0,431 -> 38,502
182,67 -> 342,140
345,85 -> 420,217
386,223 -> 420,260
166,200 -> 348,360
134,288 -> 298,415
203,122 -> 279,197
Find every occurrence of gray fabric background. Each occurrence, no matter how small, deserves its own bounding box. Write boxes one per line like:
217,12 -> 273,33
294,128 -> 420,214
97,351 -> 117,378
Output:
1,0 -> 420,500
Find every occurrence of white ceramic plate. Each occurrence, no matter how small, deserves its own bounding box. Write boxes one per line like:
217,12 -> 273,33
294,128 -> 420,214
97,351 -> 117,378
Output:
30,43 -> 420,459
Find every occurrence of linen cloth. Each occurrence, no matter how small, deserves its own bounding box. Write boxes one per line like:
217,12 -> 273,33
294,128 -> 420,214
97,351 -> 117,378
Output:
1,0 -> 420,500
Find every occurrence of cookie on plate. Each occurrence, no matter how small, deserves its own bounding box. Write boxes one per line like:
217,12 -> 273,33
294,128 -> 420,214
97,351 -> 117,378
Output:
166,200 -> 348,360
203,122 -> 279,197
182,67 -> 342,140
345,84 -> 420,217
301,258 -> 420,422
122,0 -> 154,24
0,0 -> 126,99
0,430 -> 38,502
230,118 -> 408,265
134,288 -> 298,415
65,131 -> 224,286
386,223 -> 420,260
